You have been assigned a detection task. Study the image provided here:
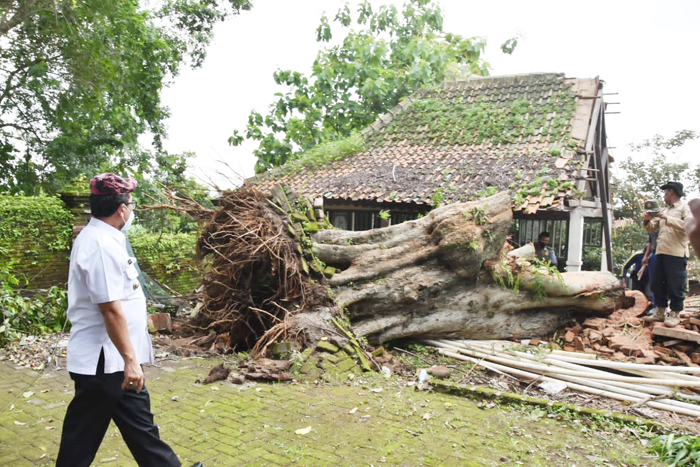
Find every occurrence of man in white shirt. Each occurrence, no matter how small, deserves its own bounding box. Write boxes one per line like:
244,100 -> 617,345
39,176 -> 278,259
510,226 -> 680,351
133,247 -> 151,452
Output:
56,173 -> 201,467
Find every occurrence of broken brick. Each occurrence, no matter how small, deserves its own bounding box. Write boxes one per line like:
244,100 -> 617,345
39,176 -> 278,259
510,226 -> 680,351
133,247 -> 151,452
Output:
427,365 -> 451,379
316,341 -> 340,353
582,317 -> 608,330
582,329 -> 603,343
621,290 -> 649,317
148,313 -> 172,333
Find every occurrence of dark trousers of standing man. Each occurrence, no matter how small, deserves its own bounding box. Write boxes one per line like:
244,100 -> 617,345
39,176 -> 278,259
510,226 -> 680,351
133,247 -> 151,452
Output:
651,254 -> 688,312
56,351 -> 181,467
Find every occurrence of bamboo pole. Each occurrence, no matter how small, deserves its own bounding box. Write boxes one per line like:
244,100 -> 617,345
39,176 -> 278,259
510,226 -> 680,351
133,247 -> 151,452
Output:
506,350 -> 700,412
431,339 -> 700,411
540,352 -> 700,374
460,339 -> 700,374
425,340 -> 700,388
438,350 -> 700,418
457,340 -> 598,360
446,339 -> 700,404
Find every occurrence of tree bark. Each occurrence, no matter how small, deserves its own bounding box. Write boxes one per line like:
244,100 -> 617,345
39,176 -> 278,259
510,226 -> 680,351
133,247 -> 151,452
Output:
311,192 -> 625,345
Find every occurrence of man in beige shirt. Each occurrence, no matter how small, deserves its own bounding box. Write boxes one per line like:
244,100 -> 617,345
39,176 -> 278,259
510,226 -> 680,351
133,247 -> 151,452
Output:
643,181 -> 691,327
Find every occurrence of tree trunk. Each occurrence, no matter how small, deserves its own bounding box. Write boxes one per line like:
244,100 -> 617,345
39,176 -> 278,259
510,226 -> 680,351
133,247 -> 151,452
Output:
312,192 -> 625,345
195,187 -> 625,352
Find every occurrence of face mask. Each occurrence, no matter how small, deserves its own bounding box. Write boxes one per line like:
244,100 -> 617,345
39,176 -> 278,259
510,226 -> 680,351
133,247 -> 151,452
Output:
121,206 -> 135,232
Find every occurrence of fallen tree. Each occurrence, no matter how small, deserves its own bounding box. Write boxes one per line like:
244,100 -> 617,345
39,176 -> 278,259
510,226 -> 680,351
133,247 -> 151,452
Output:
195,187 -> 625,352
312,191 -> 624,344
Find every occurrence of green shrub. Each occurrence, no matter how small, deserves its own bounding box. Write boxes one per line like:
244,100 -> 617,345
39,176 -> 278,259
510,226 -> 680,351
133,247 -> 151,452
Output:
0,194 -> 73,288
648,434 -> 700,466
0,267 -> 68,347
612,220 -> 648,275
0,194 -> 73,261
581,247 -> 602,271
128,230 -> 202,295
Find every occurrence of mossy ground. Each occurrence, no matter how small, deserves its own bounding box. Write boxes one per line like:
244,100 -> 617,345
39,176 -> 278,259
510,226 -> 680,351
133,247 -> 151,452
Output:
0,355 -> 665,466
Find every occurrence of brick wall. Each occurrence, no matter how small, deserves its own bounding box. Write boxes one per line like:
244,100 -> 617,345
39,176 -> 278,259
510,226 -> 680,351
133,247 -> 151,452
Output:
1,195 -> 203,294
128,231 -> 203,296
8,230 -> 71,289
0,195 -> 73,289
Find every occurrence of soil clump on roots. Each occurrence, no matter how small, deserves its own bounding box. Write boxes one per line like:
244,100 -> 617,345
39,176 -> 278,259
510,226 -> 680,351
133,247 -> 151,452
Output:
195,186 -> 335,355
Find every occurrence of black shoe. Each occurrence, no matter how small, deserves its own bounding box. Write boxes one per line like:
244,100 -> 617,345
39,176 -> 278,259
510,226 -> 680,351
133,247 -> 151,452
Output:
190,463 -> 203,467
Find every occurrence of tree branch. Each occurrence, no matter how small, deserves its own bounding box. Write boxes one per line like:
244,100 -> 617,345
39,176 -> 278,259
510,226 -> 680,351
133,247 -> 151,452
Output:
0,122 -> 34,132
0,58 -> 44,106
0,0 -> 40,37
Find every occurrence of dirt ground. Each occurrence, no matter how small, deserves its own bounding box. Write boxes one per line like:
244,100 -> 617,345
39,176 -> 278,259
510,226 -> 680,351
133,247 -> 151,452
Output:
0,347 -> 667,466
3,327 -> 700,436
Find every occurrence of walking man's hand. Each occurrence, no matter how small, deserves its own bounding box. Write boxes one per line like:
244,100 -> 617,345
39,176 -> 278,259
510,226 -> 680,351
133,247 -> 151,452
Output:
122,359 -> 145,393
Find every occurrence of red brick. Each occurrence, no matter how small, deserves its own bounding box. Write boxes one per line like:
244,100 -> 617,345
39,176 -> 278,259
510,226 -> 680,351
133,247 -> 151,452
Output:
148,313 -> 172,333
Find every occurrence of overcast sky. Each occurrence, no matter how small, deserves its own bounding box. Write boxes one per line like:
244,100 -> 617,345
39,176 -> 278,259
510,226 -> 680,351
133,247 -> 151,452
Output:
160,0 -> 700,195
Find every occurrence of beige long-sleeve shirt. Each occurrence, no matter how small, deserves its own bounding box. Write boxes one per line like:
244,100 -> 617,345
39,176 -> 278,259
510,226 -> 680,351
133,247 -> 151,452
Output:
644,200 -> 691,258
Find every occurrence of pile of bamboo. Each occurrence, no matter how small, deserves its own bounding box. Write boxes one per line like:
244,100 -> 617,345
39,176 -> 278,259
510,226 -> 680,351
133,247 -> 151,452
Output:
425,339 -> 700,418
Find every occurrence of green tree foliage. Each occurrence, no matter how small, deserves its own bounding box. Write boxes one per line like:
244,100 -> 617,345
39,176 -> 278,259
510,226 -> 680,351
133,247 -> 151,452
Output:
613,130 -> 700,220
0,0 -> 251,194
231,0 -> 515,173
1,269 -> 68,347
132,152 -> 215,235
59,153 -> 214,234
611,129 -> 700,273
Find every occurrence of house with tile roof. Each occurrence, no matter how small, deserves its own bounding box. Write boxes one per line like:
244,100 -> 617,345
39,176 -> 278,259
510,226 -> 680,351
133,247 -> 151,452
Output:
251,72 -> 614,272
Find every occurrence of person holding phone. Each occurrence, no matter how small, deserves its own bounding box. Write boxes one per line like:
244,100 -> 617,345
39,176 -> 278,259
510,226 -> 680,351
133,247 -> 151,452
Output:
643,181 -> 691,327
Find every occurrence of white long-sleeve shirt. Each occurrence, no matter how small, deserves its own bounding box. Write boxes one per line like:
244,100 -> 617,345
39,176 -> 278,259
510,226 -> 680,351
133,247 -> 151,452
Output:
66,218 -> 154,375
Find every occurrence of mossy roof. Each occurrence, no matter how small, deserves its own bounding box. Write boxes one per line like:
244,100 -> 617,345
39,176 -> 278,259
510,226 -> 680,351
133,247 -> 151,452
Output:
252,73 -> 601,213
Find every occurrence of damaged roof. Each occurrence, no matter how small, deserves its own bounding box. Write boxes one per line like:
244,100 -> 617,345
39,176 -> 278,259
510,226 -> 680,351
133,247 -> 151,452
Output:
251,73 -> 601,213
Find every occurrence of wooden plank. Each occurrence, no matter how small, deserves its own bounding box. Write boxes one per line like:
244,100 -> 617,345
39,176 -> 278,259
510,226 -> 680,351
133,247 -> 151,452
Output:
674,350 -> 699,367
652,326 -> 700,344
663,339 -> 684,347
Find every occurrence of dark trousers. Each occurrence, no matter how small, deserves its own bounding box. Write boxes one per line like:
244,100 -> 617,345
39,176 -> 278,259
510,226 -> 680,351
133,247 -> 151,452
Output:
56,351 -> 181,467
651,254 -> 687,312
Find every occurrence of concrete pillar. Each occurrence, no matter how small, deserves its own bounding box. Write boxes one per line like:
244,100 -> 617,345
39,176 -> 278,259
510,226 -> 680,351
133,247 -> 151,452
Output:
313,197 -> 324,220
60,191 -> 91,226
600,245 -> 608,272
60,188 -> 92,241
600,205 -> 612,271
567,207 -> 584,272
